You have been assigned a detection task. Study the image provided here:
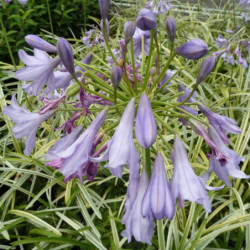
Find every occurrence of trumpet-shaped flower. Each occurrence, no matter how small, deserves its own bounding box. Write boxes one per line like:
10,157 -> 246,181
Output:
2,95 -> 55,155
142,153 -> 175,220
90,99 -> 136,178
199,104 -> 241,144
121,171 -> 155,244
16,49 -> 61,96
202,126 -> 249,187
135,93 -> 157,148
170,136 -> 223,213
46,109 -> 107,182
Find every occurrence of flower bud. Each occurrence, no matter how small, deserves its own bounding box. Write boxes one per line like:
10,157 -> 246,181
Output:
101,19 -> 110,39
136,8 -> 157,31
98,0 -> 110,20
111,65 -> 123,89
176,39 -> 208,60
124,21 -> 136,45
57,38 -> 75,75
135,93 -> 157,148
165,17 -> 176,43
196,56 -> 215,84
25,35 -> 57,53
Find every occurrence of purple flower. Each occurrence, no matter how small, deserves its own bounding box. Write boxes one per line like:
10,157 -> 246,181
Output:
16,49 -> 61,96
57,38 -> 75,75
199,104 -> 241,144
25,35 -> 57,53
196,56 -> 215,84
136,8 -> 157,31
90,99 -> 136,178
111,65 -> 123,89
133,27 -> 151,58
177,84 -> 197,125
135,93 -> 157,148
142,153 -> 175,220
160,69 -> 177,87
165,17 -> 176,43
176,39 -> 209,60
202,126 -> 248,187
214,35 -> 228,48
121,171 -> 155,244
2,95 -> 55,155
240,0 -> 250,7
124,21 -> 136,45
146,0 -> 173,14
170,136 -> 223,213
46,109 -> 107,182
98,0 -> 110,19
18,0 -> 27,6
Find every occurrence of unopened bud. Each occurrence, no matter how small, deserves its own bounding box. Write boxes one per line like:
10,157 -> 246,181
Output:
176,39 -> 208,60
66,82 -> 80,97
136,8 -> 157,31
98,0 -> 110,20
25,35 -> 57,53
165,17 -> 176,43
57,38 -> 75,75
101,19 -> 110,39
124,21 -> 136,45
196,56 -> 215,84
111,65 -> 123,89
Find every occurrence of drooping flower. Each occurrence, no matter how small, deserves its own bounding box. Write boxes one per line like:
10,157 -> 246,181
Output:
199,104 -> 241,144
16,49 -> 61,96
90,99 -> 136,178
135,93 -> 157,148
121,171 -> 155,244
133,27 -> 151,58
196,56 -> 215,84
176,39 -> 209,60
202,126 -> 248,187
136,8 -> 157,31
165,17 -> 176,43
46,109 -> 107,182
57,38 -> 75,75
170,135 -> 223,213
25,35 -> 57,53
2,95 -> 55,155
142,153 -> 175,220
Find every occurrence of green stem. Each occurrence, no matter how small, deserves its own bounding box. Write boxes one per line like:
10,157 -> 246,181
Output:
150,52 -> 176,92
130,40 -> 138,94
144,148 -> 152,178
157,220 -> 165,250
143,29 -> 155,91
114,89 -> 121,115
103,19 -> 119,66
46,0 -> 54,35
154,113 -> 174,134
154,35 -> 160,73
0,15 -> 16,69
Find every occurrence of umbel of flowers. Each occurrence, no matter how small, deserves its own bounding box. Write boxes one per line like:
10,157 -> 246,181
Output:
2,0 -> 249,245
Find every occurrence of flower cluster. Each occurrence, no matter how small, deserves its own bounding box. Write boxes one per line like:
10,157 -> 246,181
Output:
2,0 -> 249,246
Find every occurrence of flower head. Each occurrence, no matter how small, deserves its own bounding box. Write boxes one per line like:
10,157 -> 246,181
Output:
135,93 -> 157,148
142,153 -> 175,220
196,56 -> 215,84
98,0 -> 110,19
136,8 -> 157,31
2,95 -> 55,155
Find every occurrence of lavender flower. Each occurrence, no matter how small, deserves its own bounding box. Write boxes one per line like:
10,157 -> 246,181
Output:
90,99 -> 136,178
18,0 -> 27,6
121,172 -> 155,244
25,35 -> 57,53
214,35 -> 228,48
146,0 -> 173,14
170,136 -> 223,213
196,56 -> 215,84
135,93 -> 157,148
142,153 -> 175,220
16,49 -> 61,96
124,21 -> 136,45
136,8 -> 157,31
133,27 -> 151,58
57,38 -> 75,75
98,0 -> 110,20
46,109 -> 107,182
165,17 -> 176,43
176,39 -> 209,60
202,126 -> 249,187
199,104 -> 241,144
160,69 -> 177,87
240,0 -> 250,7
2,95 -> 55,155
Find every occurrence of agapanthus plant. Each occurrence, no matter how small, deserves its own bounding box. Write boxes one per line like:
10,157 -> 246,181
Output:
2,0 -> 249,247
